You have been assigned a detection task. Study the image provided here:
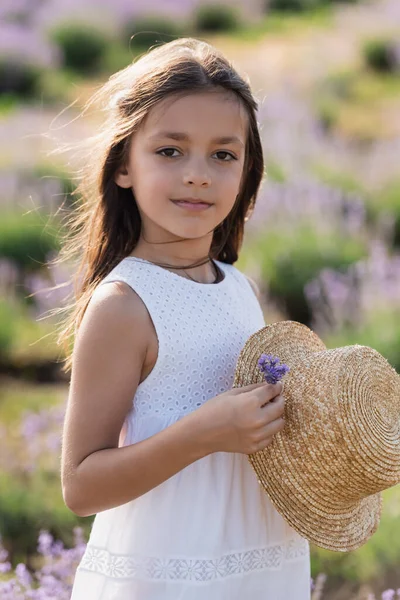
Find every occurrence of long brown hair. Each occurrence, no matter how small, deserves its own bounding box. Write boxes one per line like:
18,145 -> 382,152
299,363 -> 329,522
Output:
51,37 -> 264,374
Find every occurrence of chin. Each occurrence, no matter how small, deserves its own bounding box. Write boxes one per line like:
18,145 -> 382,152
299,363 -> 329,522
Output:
161,220 -> 213,239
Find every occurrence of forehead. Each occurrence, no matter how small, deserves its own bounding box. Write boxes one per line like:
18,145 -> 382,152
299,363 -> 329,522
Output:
139,90 -> 248,140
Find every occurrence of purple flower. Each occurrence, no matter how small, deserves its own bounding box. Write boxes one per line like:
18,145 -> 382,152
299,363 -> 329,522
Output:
38,531 -> 54,557
15,563 -> 32,588
0,561 -> 11,573
257,354 -> 290,384
0,527 -> 87,598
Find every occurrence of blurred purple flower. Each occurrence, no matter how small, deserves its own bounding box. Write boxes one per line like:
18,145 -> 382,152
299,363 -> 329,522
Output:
38,531 -> 54,557
305,239 -> 400,335
16,400 -> 67,474
0,561 -> 12,573
258,354 -> 290,384
0,527 -> 87,598
0,23 -> 61,68
15,563 -> 32,588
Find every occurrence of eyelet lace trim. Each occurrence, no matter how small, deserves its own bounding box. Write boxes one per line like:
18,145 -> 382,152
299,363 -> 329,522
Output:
79,538 -> 309,582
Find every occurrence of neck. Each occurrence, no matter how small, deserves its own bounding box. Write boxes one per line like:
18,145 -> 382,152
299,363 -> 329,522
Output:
129,247 -> 219,283
130,237 -> 217,283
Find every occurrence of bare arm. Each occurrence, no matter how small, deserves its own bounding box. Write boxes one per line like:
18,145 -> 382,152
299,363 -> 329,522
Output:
61,282 -> 212,518
68,411 -> 211,517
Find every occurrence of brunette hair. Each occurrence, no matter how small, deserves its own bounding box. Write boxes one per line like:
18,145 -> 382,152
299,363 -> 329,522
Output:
51,37 -> 264,373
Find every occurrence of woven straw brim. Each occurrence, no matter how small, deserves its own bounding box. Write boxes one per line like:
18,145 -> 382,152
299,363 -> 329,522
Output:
233,321 -> 400,552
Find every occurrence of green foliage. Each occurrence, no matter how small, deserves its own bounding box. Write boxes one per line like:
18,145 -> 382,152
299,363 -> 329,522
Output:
0,295 -> 61,364
32,164 -> 77,208
322,307 -> 400,373
0,58 -> 42,99
268,0 -> 358,10
316,67 -> 400,108
0,93 -> 18,116
363,38 -> 399,74
123,16 -> 184,52
50,22 -> 111,75
315,97 -> 341,132
312,69 -> 355,132
192,4 -> 241,33
265,160 -> 287,183
381,182 -> 400,248
0,471 -> 87,565
320,69 -> 355,101
0,211 -> 60,273
312,63 -> 400,140
37,67 -> 84,104
366,179 -> 400,249
268,0 -> 323,13
0,380 -> 64,424
0,300 -> 18,359
311,164 -> 365,195
249,225 -> 367,324
101,42 -> 136,73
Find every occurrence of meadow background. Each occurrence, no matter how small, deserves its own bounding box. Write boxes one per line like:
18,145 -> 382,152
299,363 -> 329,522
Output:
0,0 -> 400,598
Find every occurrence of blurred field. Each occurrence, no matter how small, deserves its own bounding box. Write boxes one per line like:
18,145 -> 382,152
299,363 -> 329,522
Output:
1,0 -> 400,597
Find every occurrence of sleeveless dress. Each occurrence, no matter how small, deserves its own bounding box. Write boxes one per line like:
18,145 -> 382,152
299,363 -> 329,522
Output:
70,257 -> 311,600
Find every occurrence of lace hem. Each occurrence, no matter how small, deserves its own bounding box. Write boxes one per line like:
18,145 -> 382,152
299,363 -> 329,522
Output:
78,538 -> 309,582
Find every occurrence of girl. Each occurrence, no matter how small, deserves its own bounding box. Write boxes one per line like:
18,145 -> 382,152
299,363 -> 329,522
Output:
60,37 -> 311,599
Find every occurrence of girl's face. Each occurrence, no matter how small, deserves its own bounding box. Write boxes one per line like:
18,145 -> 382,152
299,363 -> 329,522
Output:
114,90 -> 248,256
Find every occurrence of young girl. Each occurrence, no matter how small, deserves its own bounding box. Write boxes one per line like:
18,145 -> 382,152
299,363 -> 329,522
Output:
61,37 -> 311,599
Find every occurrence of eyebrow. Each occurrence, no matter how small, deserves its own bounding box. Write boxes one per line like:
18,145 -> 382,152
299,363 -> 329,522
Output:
148,132 -> 245,146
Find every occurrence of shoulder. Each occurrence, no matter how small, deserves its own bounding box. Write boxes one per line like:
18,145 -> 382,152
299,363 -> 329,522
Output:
87,279 -> 147,322
244,274 -> 261,300
77,280 -> 150,356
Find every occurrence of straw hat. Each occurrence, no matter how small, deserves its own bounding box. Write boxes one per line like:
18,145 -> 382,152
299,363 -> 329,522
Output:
233,320 -> 400,552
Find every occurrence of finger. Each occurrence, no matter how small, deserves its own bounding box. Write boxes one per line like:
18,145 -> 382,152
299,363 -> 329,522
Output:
262,394 -> 285,421
255,381 -> 283,406
261,416 -> 286,439
250,436 -> 273,454
252,418 -> 285,453
230,381 -> 270,395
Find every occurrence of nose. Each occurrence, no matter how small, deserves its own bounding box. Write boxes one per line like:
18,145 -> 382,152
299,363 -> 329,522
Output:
182,156 -> 211,187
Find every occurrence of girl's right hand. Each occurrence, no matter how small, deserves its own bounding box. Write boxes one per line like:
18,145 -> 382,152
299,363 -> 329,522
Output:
195,381 -> 285,455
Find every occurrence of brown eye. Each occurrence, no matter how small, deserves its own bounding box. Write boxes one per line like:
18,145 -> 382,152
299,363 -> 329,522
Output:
214,151 -> 236,161
157,148 -> 180,158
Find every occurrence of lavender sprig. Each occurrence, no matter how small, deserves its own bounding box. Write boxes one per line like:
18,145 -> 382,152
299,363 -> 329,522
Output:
257,354 -> 290,384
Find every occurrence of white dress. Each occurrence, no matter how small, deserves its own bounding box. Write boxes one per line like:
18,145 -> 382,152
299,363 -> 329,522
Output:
70,257 -> 310,600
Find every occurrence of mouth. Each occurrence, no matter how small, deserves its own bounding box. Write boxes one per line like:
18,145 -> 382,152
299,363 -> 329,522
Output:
171,198 -> 212,211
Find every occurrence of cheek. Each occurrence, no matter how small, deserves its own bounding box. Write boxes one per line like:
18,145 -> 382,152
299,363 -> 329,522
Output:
220,166 -> 243,195
132,158 -> 173,198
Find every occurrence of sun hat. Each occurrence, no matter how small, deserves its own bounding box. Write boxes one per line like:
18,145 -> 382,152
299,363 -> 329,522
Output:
233,320 -> 400,552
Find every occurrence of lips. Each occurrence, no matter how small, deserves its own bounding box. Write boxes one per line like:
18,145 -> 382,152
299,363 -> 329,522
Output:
172,198 -> 212,205
171,198 -> 212,211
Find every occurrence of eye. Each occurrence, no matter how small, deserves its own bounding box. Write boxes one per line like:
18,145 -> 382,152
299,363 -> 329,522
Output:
156,147 -> 180,158
156,148 -> 237,161
214,151 -> 237,161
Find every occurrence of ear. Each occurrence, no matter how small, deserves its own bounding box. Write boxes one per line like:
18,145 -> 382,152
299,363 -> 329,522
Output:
114,164 -> 132,189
